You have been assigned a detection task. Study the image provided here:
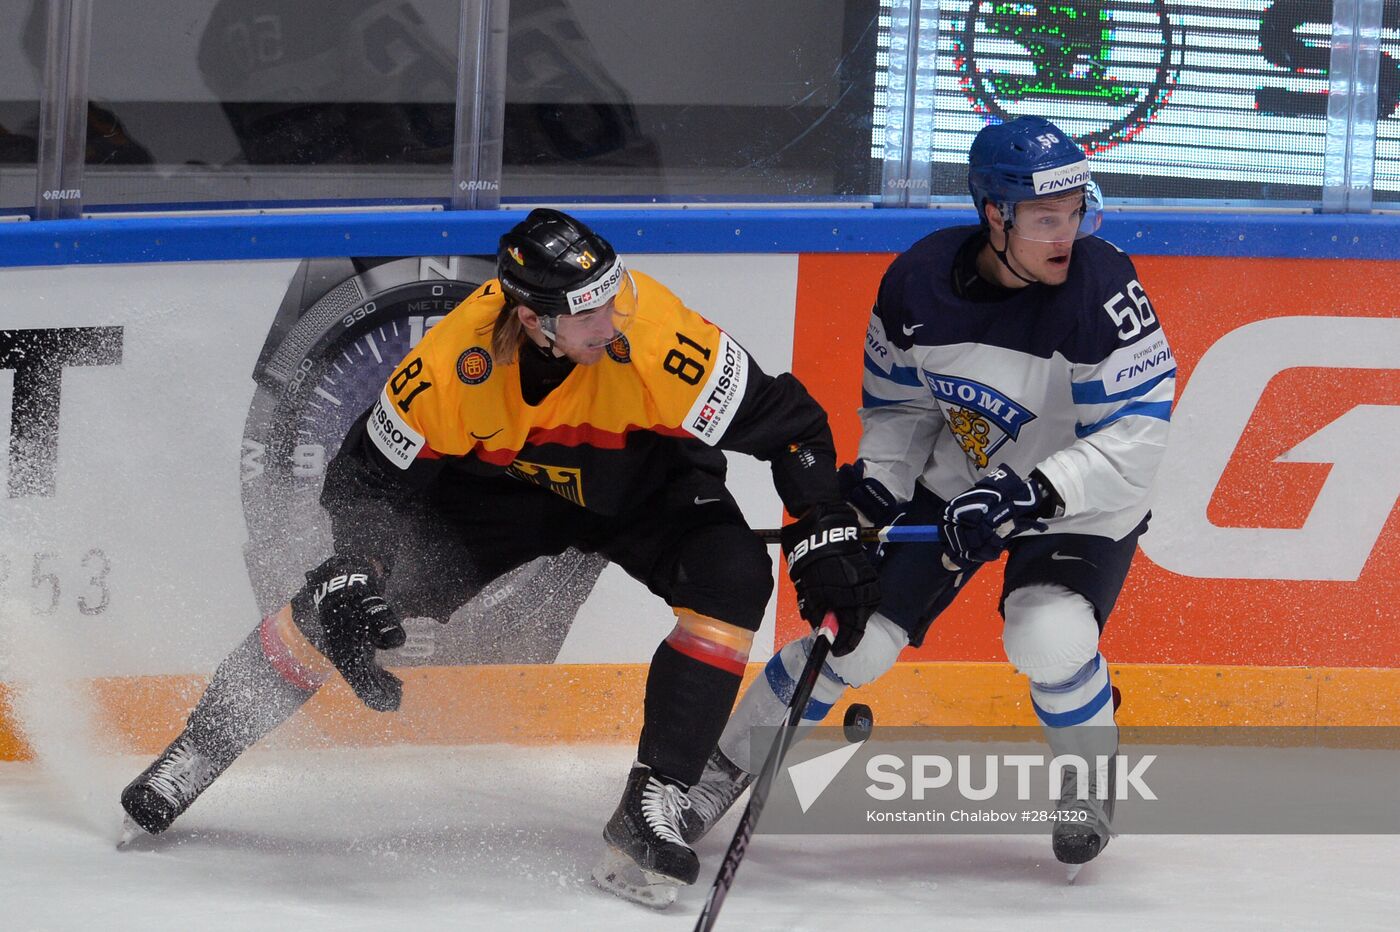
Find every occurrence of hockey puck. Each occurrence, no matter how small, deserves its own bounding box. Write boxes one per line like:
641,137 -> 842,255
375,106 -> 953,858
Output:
843,702 -> 873,743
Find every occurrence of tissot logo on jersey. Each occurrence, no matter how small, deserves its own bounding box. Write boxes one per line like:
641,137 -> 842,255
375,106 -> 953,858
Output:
685,332 -> 750,445
368,389 -> 425,469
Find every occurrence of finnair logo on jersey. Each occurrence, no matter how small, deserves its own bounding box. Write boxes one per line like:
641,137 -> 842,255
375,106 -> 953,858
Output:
1032,161 -> 1091,195
1096,334 -> 1175,398
1114,341 -> 1173,387
865,315 -> 892,372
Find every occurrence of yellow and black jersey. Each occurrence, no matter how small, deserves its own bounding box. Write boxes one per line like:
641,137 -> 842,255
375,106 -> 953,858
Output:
323,271 -> 838,557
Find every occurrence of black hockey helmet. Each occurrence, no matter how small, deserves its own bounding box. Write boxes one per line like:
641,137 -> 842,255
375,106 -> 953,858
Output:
497,208 -> 625,317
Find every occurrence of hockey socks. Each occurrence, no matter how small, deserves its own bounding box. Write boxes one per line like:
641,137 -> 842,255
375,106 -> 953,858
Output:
185,612 -> 323,761
717,634 -> 845,775
638,614 -> 754,786
1029,651 -> 1115,729
1030,652 -> 1119,869
122,610 -> 323,837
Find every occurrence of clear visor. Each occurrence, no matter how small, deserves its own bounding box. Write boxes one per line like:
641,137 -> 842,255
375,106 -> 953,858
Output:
539,269 -> 637,348
1005,181 -> 1104,243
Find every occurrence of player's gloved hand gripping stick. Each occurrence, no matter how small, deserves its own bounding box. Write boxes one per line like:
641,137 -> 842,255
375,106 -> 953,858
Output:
753,524 -> 941,545
778,503 -> 881,657
939,464 -> 1052,568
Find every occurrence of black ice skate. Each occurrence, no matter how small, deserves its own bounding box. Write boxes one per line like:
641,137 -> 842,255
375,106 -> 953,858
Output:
679,745 -> 753,844
119,733 -> 231,845
1052,755 -> 1117,882
591,763 -> 699,909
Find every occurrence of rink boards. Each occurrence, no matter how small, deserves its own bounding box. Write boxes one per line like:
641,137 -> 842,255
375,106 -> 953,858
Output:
0,209 -> 1395,758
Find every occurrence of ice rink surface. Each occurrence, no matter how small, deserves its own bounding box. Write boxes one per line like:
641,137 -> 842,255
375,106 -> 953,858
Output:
1,744 -> 1396,932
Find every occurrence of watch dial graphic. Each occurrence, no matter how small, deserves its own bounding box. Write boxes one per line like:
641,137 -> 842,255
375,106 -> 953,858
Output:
241,256 -> 606,665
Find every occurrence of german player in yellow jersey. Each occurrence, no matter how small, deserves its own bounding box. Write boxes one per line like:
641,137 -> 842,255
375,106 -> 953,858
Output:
118,209 -> 881,907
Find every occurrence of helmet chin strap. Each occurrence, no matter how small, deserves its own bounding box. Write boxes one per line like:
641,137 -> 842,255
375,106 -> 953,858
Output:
527,315 -> 571,357
990,225 -> 1040,286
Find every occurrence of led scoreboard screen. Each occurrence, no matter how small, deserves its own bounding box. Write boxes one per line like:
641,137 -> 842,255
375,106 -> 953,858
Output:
875,0 -> 1400,203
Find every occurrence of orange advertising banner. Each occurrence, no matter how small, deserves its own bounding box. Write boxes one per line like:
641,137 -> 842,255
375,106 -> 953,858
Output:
789,253 -> 1400,669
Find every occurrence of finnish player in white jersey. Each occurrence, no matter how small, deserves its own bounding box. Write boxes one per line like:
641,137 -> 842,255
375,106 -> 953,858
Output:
679,116 -> 1175,878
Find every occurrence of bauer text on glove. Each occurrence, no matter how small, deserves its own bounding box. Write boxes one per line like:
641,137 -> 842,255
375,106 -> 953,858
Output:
306,555 -> 406,712
780,503 -> 882,657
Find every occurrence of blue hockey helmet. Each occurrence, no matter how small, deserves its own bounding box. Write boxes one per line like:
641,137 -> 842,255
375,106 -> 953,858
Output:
968,116 -> 1102,242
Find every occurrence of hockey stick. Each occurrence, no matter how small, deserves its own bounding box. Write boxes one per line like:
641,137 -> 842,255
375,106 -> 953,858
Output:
752,524 -> 941,545
692,614 -> 839,932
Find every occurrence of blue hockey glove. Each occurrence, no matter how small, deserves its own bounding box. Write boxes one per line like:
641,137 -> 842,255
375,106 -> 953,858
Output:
940,465 -> 1054,568
837,461 -> 907,563
837,462 -> 904,526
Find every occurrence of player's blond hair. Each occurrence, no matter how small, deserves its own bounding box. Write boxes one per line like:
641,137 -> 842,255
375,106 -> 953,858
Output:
484,301 -> 528,363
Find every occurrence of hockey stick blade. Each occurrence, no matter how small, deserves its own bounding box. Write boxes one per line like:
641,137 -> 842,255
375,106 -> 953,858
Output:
692,615 -> 838,932
752,525 -> 940,545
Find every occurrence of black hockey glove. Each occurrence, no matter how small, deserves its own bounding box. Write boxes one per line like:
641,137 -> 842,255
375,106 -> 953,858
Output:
837,461 -> 907,564
940,465 -> 1055,568
781,502 -> 882,657
306,555 -> 406,712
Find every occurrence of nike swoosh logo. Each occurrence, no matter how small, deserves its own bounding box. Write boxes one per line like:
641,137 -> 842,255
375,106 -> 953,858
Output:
482,284 -> 495,295
471,428 -> 504,440
901,323 -> 924,336
1050,551 -> 1092,565
694,496 -> 723,506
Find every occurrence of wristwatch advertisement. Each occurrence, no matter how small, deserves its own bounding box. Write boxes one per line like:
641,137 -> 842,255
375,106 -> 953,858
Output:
240,255 -> 606,666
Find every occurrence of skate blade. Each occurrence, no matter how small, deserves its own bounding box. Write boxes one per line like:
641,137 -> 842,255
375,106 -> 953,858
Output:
117,815 -> 150,850
589,846 -> 681,910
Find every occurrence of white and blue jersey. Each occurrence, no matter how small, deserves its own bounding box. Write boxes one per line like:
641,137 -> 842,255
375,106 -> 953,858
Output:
860,226 -> 1174,541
